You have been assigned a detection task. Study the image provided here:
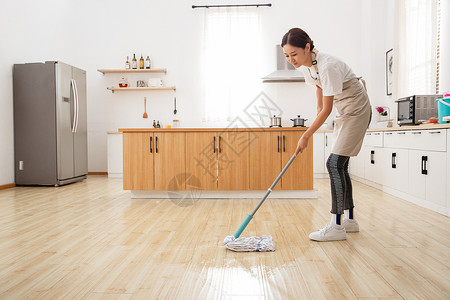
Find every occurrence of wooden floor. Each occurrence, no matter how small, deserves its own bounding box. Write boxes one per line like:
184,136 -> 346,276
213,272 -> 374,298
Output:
0,176 -> 449,299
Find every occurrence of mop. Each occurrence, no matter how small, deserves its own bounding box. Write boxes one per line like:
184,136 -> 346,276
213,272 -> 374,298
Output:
224,151 -> 300,252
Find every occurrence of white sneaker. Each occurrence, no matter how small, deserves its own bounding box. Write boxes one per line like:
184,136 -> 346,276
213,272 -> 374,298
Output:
309,223 -> 346,242
343,218 -> 359,232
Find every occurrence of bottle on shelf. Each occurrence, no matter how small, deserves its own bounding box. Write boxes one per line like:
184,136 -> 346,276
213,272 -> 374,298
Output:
153,120 -> 157,128
145,56 -> 151,69
119,77 -> 128,88
125,56 -> 130,69
132,54 -> 137,69
139,54 -> 144,69
156,120 -> 161,128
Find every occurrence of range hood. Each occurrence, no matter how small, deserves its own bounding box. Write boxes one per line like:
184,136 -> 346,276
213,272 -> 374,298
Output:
262,45 -> 305,83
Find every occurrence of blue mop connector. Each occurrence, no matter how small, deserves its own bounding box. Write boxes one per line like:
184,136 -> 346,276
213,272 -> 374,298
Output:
234,214 -> 253,238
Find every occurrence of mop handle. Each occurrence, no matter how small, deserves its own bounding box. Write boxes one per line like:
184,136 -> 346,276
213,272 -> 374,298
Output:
233,151 -> 300,238
250,152 -> 298,216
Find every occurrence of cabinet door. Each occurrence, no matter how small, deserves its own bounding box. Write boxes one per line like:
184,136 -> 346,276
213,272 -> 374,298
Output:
186,132 -> 217,190
382,148 -> 409,192
281,131 -> 313,190
218,131 -> 249,190
408,150 -> 427,200
313,133 -> 325,175
249,131 -> 281,190
424,151 -> 446,207
154,132 -> 186,191
123,132 -> 154,190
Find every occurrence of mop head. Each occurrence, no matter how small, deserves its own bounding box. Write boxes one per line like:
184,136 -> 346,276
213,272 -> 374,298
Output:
223,235 -> 275,252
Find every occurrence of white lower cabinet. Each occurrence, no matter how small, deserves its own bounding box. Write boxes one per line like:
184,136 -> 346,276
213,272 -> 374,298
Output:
348,128 -> 448,216
381,148 -> 409,193
408,150 -> 447,210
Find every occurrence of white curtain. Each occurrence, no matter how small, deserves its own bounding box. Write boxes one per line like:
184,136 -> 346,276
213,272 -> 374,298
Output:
202,7 -> 262,122
397,0 -> 439,97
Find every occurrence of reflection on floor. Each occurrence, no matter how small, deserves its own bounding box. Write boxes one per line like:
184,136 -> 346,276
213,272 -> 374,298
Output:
0,176 -> 449,299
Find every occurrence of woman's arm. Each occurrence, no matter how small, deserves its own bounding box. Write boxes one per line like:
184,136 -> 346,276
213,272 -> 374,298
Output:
294,94 -> 333,155
316,85 -> 323,115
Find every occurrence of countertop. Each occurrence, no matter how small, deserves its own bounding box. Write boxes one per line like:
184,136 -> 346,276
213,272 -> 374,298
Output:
107,123 -> 450,134
118,127 -> 309,133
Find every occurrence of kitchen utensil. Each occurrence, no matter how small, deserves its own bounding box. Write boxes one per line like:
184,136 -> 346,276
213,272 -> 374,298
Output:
143,97 -> 148,118
174,97 -> 177,115
290,115 -> 307,127
269,115 -> 282,127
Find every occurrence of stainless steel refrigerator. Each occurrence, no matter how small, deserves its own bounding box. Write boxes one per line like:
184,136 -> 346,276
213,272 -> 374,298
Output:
13,61 -> 88,186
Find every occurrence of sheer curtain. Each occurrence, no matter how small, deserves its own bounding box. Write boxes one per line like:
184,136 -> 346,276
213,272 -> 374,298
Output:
397,0 -> 439,97
202,7 -> 262,122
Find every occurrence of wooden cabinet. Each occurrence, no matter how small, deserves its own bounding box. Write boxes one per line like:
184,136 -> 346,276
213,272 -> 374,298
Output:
154,132 -> 186,190
123,132 -> 154,190
217,131 -> 249,190
186,132 -> 217,190
281,131 -> 313,190
186,131 -> 249,190
123,132 -> 185,190
249,131 -> 282,190
122,128 -> 314,192
249,131 -> 313,190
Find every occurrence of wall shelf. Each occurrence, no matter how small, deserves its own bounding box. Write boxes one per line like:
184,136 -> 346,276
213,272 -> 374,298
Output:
98,68 -> 167,74
107,86 -> 176,93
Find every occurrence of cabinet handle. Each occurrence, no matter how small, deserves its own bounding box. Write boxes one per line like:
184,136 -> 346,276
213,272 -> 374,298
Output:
392,152 -> 396,168
150,136 -> 153,153
374,133 -> 380,135
421,156 -> 428,175
213,136 -> 216,153
385,132 -> 393,135
218,136 -> 222,153
325,135 -> 328,147
283,135 -> 286,152
397,132 -> 406,135
155,136 -> 159,153
277,136 -> 280,152
411,132 -> 422,135
429,131 -> 441,134
370,150 -> 375,164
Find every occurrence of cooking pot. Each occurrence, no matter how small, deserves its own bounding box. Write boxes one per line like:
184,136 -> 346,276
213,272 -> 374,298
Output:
290,115 -> 307,127
270,115 -> 282,127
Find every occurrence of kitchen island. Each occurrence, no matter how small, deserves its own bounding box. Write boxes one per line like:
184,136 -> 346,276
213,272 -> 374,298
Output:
119,127 -> 317,199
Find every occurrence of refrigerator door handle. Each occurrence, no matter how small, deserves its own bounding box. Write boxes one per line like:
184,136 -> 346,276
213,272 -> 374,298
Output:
73,79 -> 79,133
70,79 -> 77,133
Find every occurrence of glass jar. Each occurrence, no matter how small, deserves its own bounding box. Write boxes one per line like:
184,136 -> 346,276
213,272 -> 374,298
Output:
119,77 -> 129,88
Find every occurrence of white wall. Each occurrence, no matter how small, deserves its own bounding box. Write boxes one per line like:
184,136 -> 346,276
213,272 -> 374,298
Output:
0,0 -> 393,184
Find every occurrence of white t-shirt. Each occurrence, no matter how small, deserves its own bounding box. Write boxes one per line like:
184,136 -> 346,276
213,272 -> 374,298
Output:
300,51 -> 356,96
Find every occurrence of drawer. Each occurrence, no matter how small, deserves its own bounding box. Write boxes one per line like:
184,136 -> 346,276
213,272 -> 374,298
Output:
384,131 -> 408,149
407,129 -> 446,151
364,132 -> 383,147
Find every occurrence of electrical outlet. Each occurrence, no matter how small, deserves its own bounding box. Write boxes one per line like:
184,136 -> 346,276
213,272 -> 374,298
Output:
19,161 -> 24,170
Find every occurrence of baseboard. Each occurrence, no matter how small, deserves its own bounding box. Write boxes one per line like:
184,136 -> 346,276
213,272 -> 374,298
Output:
88,172 -> 108,175
0,183 -> 16,190
131,189 -> 319,199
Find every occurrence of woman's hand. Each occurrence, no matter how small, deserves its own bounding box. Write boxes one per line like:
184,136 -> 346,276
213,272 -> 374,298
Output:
294,135 -> 309,156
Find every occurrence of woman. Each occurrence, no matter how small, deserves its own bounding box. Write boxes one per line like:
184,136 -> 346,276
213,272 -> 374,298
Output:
282,28 -> 371,242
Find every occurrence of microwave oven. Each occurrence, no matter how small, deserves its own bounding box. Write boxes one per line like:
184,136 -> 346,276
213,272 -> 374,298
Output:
396,95 -> 443,126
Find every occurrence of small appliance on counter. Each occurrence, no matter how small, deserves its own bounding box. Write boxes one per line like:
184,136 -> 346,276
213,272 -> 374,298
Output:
290,115 -> 307,127
269,115 -> 282,127
395,94 -> 443,126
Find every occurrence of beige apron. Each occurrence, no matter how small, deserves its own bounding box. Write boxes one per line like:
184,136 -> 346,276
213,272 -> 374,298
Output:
312,52 -> 371,156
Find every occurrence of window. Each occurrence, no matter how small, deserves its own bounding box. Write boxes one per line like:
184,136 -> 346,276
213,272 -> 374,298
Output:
202,7 -> 262,122
397,0 -> 440,96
